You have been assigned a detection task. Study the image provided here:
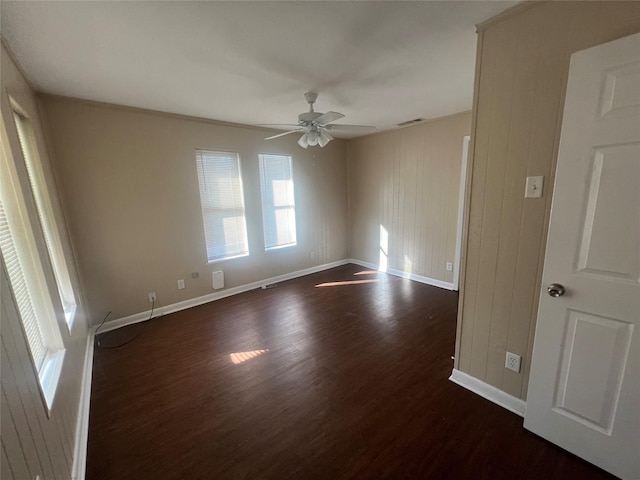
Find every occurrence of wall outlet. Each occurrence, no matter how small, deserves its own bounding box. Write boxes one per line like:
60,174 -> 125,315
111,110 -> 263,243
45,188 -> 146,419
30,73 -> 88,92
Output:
177,279 -> 185,290
505,351 -> 522,373
446,262 -> 453,271
148,292 -> 156,303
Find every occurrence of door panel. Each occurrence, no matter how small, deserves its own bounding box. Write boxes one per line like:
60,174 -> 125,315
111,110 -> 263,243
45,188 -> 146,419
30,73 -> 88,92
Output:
554,310 -> 632,434
577,144 -> 639,282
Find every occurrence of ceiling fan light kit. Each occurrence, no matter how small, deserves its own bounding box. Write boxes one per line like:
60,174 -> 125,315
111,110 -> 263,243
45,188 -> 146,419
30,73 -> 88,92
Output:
262,92 -> 375,148
298,128 -> 333,148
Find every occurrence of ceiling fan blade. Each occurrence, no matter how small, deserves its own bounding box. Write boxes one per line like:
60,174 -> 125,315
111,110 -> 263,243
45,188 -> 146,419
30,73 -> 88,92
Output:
258,123 -> 303,128
325,124 -> 376,133
314,111 -> 345,125
265,129 -> 304,140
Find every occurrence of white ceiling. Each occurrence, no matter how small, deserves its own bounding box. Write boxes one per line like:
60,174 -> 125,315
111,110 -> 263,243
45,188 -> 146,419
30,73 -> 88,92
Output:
1,1 -> 516,138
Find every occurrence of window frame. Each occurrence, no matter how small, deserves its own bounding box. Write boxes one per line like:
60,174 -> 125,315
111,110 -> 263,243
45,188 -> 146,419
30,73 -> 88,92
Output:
195,149 -> 250,263
11,103 -> 78,329
258,153 -> 297,251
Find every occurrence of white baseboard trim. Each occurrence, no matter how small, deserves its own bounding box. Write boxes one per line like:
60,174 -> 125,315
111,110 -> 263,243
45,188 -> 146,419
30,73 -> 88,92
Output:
449,368 -> 526,417
98,259 -> 351,334
348,258 -> 455,291
71,328 -> 95,480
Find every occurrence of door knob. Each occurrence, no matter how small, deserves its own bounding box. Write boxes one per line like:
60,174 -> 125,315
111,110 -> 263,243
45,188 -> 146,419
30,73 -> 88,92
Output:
547,283 -> 565,298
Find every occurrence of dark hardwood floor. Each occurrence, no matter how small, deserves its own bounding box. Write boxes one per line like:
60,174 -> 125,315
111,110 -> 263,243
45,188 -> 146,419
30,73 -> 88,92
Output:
88,264 -> 615,479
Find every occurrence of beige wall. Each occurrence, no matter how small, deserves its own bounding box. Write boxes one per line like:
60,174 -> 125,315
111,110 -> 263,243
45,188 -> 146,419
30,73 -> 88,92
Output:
347,113 -> 471,285
1,43 -> 89,480
456,1 -> 640,400
40,96 -> 348,324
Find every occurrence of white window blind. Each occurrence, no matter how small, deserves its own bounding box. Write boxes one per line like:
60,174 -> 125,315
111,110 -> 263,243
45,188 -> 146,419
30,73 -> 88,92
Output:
13,111 -> 77,325
195,150 -> 249,262
0,200 -> 48,371
259,154 -> 297,250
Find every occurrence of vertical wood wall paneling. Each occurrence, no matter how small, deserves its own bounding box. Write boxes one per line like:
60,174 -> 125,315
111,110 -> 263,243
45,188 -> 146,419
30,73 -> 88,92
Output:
469,18 -> 520,383
457,1 -> 640,399
2,274 -> 69,478
1,387 -> 31,480
1,335 -> 54,479
1,380 -> 43,478
457,21 -> 502,376
2,440 -> 17,480
347,113 -> 471,285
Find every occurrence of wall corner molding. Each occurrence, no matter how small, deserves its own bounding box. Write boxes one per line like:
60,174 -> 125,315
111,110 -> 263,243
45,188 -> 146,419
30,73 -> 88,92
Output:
71,329 -> 95,480
449,368 -> 526,417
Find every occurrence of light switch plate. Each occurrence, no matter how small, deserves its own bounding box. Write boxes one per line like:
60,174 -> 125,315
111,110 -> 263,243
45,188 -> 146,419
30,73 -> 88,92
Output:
525,176 -> 544,198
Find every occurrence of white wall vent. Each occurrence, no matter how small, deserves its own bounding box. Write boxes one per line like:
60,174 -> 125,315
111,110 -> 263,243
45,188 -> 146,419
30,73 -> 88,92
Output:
212,270 -> 224,290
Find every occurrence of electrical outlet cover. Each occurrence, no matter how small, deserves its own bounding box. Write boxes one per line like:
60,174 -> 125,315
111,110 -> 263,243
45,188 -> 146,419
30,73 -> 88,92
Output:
505,351 -> 522,373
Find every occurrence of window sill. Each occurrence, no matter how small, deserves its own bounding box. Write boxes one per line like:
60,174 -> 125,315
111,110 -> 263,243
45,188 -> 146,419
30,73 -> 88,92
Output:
265,243 -> 297,252
207,252 -> 249,264
38,348 -> 66,416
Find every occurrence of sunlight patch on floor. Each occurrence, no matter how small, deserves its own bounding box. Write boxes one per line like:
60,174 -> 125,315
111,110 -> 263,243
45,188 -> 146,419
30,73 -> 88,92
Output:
354,270 -> 379,276
230,349 -> 269,365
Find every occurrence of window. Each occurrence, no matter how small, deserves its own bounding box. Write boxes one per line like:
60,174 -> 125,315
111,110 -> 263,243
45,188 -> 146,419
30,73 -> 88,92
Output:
1,132 -> 65,413
195,150 -> 249,262
259,154 -> 297,250
0,201 -> 48,369
13,109 -> 77,328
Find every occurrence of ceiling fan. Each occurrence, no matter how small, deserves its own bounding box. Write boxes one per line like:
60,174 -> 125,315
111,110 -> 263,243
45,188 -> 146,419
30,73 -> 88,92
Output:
261,92 -> 376,148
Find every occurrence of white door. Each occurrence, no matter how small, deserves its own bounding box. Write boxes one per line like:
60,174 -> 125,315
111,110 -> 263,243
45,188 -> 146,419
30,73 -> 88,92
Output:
524,32 -> 640,480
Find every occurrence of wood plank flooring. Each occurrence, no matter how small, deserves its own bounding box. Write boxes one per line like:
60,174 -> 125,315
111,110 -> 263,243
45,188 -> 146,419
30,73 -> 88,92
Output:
87,264 -> 615,479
